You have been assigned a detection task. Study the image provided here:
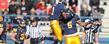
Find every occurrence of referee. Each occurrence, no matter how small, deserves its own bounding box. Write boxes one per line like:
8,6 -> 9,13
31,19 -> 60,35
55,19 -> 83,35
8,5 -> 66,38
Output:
26,18 -> 44,44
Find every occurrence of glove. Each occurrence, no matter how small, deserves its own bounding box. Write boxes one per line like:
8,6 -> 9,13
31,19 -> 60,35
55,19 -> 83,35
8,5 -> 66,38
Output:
26,35 -> 30,39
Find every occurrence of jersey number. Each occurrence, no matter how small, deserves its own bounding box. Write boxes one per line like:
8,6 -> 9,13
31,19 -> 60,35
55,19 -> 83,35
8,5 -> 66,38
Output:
20,33 -> 26,40
67,21 -> 72,29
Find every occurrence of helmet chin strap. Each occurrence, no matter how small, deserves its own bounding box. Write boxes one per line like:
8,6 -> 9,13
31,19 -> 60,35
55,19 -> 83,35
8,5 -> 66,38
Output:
19,25 -> 25,28
20,26 -> 25,29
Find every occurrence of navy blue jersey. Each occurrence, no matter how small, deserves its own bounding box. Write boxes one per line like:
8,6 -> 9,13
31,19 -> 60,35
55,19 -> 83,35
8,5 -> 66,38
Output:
15,27 -> 26,42
49,2 -> 65,20
63,15 -> 80,35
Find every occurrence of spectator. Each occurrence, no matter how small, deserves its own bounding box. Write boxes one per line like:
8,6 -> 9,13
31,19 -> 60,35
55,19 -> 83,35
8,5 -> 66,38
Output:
68,0 -> 78,6
68,0 -> 79,13
26,0 -> 34,11
2,10 -> 10,23
2,10 -> 8,15
82,0 -> 90,5
89,0 -> 100,9
9,0 -> 17,14
16,8 -> 23,19
46,0 -> 53,15
28,0 -> 38,4
80,2 -> 91,20
35,0 -> 47,15
29,8 -> 37,21
30,8 -> 37,15
20,0 -> 28,15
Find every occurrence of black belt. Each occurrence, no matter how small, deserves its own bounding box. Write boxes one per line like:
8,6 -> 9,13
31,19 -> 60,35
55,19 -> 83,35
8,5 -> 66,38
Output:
30,38 -> 38,40
30,38 -> 38,44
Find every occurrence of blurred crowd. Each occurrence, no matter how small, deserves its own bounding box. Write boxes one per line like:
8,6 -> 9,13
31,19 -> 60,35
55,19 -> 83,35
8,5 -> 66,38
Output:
0,0 -> 54,30
2,0 -> 53,23
0,0 -> 103,26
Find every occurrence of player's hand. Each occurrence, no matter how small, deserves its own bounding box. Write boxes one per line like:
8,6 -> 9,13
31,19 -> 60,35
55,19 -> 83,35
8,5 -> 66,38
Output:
93,21 -> 102,26
26,35 -> 30,39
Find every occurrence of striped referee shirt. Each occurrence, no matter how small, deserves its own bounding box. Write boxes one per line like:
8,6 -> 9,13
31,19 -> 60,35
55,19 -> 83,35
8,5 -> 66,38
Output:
26,25 -> 44,38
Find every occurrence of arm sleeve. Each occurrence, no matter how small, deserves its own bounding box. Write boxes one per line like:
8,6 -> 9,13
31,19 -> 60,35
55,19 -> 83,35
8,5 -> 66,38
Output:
26,25 -> 30,36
